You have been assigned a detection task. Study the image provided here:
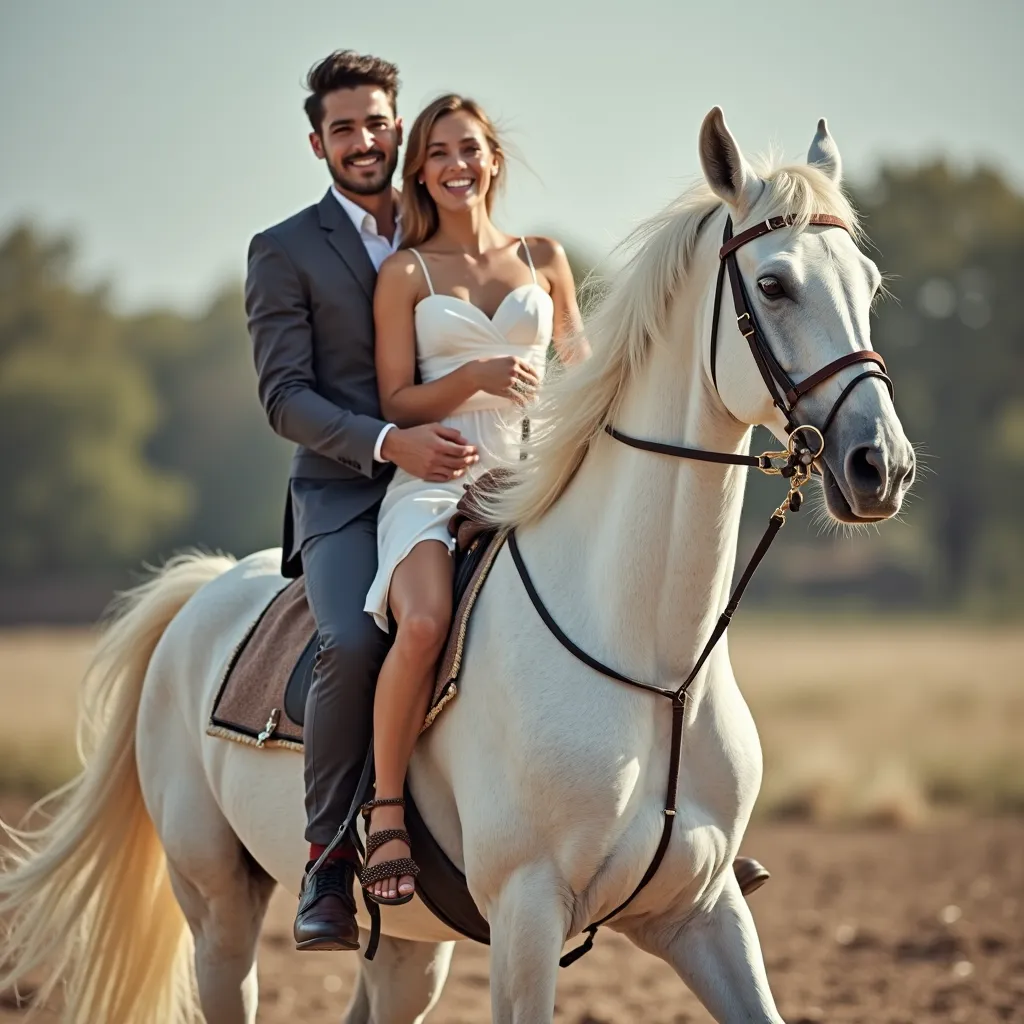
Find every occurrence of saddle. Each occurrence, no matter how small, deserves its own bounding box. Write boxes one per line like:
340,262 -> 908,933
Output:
208,472 -> 514,946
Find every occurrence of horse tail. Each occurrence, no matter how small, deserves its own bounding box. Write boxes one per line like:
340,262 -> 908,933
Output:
0,552 -> 236,1024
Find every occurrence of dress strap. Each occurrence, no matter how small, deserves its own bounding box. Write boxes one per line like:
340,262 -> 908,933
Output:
409,249 -> 436,295
519,237 -> 538,285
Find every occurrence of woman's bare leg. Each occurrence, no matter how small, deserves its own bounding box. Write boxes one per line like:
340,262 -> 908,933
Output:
366,539 -> 453,899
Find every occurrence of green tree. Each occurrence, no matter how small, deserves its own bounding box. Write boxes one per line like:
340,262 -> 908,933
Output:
853,163 -> 1024,609
0,226 -> 189,574
139,286 -> 292,559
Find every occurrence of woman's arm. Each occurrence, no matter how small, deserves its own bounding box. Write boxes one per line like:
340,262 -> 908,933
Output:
374,253 -> 484,427
531,237 -> 591,365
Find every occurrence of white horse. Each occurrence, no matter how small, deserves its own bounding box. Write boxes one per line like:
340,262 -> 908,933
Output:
0,108 -> 914,1024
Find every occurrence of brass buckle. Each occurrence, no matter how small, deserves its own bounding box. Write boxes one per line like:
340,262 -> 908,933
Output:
756,449 -> 789,476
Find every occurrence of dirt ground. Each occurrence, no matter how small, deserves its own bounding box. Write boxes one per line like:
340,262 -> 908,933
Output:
2,811 -> 1021,1023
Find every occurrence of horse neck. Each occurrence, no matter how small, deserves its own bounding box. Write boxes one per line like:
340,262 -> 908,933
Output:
530,233 -> 753,691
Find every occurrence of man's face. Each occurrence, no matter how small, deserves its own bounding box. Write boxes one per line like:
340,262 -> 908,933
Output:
309,85 -> 402,196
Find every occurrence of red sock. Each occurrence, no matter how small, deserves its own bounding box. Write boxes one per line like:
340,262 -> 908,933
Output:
309,841 -> 360,866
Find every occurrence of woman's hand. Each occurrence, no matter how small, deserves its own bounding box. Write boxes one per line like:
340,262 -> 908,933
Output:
470,356 -> 541,406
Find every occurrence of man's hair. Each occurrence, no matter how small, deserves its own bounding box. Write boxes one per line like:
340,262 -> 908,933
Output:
304,50 -> 400,133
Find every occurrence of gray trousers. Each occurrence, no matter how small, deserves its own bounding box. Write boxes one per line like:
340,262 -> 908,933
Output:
300,509 -> 389,845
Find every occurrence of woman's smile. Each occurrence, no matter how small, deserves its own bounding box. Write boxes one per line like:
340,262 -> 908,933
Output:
442,176 -> 476,197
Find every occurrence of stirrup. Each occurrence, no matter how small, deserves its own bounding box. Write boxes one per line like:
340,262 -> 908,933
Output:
360,797 -> 419,907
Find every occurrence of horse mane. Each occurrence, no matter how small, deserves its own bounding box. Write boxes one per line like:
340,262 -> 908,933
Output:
483,159 -> 862,529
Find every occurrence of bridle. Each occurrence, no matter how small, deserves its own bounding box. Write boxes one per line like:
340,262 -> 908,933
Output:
507,212 -> 897,967
605,213 -> 895,512
714,213 -> 893,437
611,212 -> 894,464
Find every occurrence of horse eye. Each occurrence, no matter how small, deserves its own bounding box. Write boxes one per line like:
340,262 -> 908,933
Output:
758,277 -> 786,299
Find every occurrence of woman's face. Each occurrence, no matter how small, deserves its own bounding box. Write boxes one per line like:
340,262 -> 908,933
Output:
420,110 -> 499,216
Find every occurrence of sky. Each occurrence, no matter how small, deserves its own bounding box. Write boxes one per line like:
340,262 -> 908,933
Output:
2,0 -> 1022,313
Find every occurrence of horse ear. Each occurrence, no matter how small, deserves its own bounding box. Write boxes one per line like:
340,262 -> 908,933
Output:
807,117 -> 842,183
699,107 -> 760,215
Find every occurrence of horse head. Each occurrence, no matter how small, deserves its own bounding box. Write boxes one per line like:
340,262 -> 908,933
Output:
699,107 -> 915,522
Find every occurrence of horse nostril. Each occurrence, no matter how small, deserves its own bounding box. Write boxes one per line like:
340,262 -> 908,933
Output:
893,459 -> 915,493
846,444 -> 887,496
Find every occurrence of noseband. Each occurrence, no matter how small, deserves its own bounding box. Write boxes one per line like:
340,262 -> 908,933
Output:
508,213 -> 899,969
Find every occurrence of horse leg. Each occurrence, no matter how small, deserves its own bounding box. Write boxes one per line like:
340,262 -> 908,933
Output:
487,864 -> 569,1024
342,933 -> 454,1024
343,967 -> 371,1024
628,873 -> 784,1024
165,852 -> 274,1024
141,694 -> 275,1023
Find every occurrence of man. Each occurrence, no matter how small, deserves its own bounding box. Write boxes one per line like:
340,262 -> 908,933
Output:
245,50 -> 477,952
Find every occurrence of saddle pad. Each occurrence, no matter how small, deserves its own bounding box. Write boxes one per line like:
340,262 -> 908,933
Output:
207,578 -> 310,750
206,532 -> 507,951
207,528 -> 508,749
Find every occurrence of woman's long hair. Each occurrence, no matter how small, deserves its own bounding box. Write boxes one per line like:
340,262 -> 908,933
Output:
400,94 -> 506,249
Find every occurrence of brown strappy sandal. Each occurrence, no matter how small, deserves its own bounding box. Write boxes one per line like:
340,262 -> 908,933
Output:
359,796 -> 420,907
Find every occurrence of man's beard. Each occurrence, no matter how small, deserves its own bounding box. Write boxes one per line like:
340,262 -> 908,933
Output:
329,148 -> 399,196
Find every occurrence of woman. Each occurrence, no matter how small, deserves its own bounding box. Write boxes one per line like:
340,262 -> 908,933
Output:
359,93 -> 587,904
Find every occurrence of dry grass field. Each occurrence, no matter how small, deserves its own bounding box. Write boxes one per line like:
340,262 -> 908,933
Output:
1,620 -> 1023,1022
0,619 -> 1021,820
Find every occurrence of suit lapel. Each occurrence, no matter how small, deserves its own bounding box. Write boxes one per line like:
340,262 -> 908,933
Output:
317,189 -> 377,301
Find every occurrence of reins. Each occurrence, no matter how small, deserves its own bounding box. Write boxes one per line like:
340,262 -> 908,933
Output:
507,212 -> 895,967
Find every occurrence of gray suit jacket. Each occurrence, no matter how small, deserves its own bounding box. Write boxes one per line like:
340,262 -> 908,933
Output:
246,189 -> 394,577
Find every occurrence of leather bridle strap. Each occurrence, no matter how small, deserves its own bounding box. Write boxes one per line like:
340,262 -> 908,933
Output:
716,214 -> 893,435
508,507 -> 786,969
819,368 -> 892,437
709,258 -> 728,393
507,530 -> 675,703
500,210 -> 901,970
719,213 -> 849,259
785,349 -> 887,406
604,425 -> 771,469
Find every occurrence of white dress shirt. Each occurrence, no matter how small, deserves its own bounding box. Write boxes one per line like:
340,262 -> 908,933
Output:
331,186 -> 400,461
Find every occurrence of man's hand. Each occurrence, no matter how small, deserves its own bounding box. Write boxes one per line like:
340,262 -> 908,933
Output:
380,424 -> 479,482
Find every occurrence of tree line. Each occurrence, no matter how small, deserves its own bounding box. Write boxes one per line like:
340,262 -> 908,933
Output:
1,160 -> 1021,614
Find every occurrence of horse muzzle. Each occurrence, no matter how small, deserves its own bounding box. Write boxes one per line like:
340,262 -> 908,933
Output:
821,436 -> 916,523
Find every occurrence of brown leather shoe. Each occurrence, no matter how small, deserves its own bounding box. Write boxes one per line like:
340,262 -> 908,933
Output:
294,859 -> 361,951
734,856 -> 770,896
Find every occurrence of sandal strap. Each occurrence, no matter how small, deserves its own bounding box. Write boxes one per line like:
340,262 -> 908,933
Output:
360,857 -> 420,887
365,828 -> 411,860
361,796 -> 406,819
